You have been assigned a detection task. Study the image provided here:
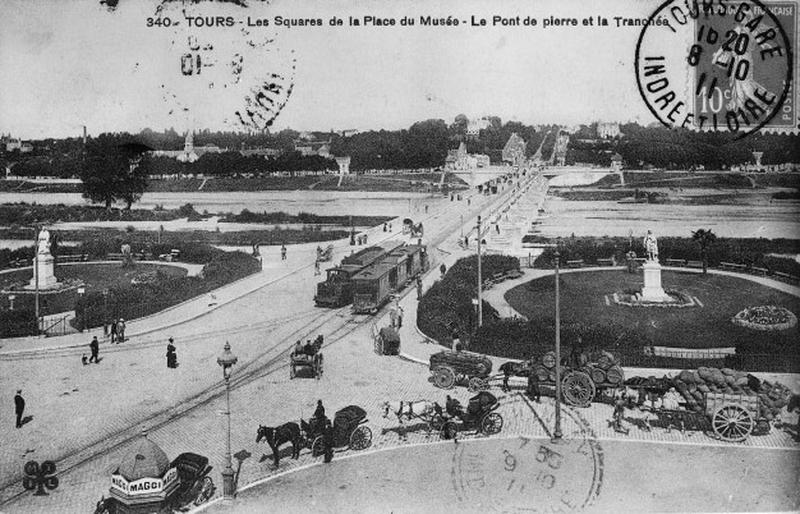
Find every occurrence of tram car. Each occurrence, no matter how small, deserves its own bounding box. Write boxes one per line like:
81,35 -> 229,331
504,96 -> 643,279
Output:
352,244 -> 428,314
314,241 -> 406,307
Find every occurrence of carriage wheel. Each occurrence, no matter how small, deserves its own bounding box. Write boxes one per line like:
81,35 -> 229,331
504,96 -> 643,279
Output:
711,404 -> 754,442
468,377 -> 489,392
349,426 -> 372,451
432,366 -> 456,389
311,436 -> 325,457
194,477 -> 215,506
440,420 -> 458,440
561,371 -> 596,407
541,351 -> 556,369
480,412 -> 503,435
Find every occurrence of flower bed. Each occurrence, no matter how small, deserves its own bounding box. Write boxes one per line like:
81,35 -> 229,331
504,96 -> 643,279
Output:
731,305 -> 797,331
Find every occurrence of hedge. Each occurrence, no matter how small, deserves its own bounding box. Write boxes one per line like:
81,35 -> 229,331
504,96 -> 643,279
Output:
528,235 -> 800,276
0,309 -> 38,338
417,254 -> 520,345
72,250 -> 259,330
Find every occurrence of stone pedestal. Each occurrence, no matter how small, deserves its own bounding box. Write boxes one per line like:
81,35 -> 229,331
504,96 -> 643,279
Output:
640,260 -> 671,302
25,254 -> 59,290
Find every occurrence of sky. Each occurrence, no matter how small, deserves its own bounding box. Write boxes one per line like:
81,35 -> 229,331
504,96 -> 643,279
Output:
0,0 -> 662,138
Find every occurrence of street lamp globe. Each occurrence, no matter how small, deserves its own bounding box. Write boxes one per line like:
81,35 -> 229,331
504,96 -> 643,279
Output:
217,341 -> 238,379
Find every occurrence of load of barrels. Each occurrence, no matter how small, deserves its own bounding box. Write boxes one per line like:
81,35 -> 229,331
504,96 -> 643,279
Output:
530,349 -> 624,386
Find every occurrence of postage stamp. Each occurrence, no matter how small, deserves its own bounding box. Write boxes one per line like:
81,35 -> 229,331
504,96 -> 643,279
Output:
635,0 -> 796,137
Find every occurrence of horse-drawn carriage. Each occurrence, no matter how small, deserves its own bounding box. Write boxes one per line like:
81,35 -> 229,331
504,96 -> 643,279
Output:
439,391 -> 504,439
290,335 -> 323,379
429,350 -> 493,391
304,405 -> 373,456
316,244 -> 334,262
94,453 -> 215,514
373,325 -> 400,355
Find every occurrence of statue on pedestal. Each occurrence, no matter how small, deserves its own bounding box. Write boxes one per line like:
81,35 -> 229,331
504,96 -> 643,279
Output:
643,230 -> 658,261
37,228 -> 51,255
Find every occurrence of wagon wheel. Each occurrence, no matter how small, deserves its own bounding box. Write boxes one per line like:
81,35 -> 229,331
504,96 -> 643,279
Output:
468,377 -> 489,392
561,371 -> 596,407
541,351 -> 556,369
311,435 -> 325,457
480,412 -> 503,435
432,366 -> 456,389
349,425 -> 372,451
711,404 -> 754,442
440,420 -> 458,440
193,476 -> 215,506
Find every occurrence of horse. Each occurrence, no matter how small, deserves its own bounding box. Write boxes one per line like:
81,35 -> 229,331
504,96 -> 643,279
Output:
382,400 -> 439,440
256,422 -> 303,467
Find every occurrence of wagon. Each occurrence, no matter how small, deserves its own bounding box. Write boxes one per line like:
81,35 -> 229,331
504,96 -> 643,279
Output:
373,325 -> 400,355
637,390 -> 770,442
309,405 -> 373,456
440,391 -> 504,439
290,337 -> 324,379
429,350 -> 493,391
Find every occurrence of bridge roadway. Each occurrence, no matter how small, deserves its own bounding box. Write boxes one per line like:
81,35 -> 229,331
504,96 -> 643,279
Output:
3,167 -> 798,513
0,169 -> 526,512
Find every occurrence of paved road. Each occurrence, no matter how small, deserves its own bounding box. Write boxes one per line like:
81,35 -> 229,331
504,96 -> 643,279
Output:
200,437 -> 800,514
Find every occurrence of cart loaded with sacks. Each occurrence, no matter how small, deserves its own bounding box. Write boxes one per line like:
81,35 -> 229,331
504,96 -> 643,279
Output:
429,350 -> 494,391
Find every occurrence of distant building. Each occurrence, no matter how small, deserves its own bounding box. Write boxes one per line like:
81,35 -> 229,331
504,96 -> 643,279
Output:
466,117 -> 491,137
597,122 -> 621,139
339,129 -> 359,137
474,154 -> 491,168
294,138 -> 332,157
335,156 -> 351,175
610,153 -> 623,171
502,133 -> 527,165
239,147 -> 282,158
149,130 -> 222,162
445,142 -> 469,170
2,136 -> 33,153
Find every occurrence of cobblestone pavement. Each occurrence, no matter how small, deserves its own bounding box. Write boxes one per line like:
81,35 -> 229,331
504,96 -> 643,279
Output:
3,170 -> 797,513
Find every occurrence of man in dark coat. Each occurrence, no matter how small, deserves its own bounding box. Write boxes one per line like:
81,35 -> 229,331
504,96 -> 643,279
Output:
527,372 -> 541,403
314,400 -> 325,420
110,319 -> 117,343
88,336 -> 100,364
322,419 -> 335,463
14,390 -> 25,428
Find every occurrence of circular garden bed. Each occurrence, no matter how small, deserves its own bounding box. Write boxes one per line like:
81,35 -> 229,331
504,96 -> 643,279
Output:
732,305 -> 797,331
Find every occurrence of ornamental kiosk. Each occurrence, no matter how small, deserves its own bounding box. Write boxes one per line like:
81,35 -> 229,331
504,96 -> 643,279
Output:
108,431 -> 179,513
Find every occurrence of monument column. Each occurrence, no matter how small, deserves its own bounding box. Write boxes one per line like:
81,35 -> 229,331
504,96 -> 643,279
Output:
26,228 -> 59,290
640,229 -> 670,302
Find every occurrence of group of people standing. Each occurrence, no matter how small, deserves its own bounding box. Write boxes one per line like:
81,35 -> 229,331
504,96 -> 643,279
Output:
109,318 -> 126,343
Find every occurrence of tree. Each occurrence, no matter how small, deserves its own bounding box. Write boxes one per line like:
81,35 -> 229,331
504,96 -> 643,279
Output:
80,135 -> 150,210
692,228 -> 717,274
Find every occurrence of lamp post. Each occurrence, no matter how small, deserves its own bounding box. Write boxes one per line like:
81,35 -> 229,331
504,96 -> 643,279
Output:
553,250 -> 563,441
476,215 -> 483,327
102,289 -> 109,337
76,286 -> 85,332
217,341 -> 238,499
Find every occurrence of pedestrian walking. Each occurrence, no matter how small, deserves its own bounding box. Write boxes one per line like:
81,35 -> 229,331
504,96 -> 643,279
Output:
424,205 -> 428,214
527,372 -> 541,402
314,259 -> 321,276
388,223 -> 392,232
166,337 -> 177,369
383,223 -> 387,232
397,306 -> 404,328
464,236 -> 469,247
88,335 -> 100,363
14,390 -> 25,428
110,319 -> 117,343
416,277 -> 423,300
439,263 -> 447,277
495,224 -> 500,234
502,366 -> 511,392
612,398 -> 629,434
116,319 -> 126,343
281,244 -> 287,261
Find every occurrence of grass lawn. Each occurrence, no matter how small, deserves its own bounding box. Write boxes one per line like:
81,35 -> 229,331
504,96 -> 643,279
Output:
0,263 -> 187,315
504,270 -> 800,351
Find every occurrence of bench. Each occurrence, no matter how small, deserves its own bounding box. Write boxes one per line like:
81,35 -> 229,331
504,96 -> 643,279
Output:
686,260 -> 703,268
566,259 -> 584,268
774,271 -> 799,282
720,261 -> 747,271
751,266 -> 769,276
666,258 -> 686,267
107,253 -> 124,261
597,258 -> 614,266
56,254 -> 88,263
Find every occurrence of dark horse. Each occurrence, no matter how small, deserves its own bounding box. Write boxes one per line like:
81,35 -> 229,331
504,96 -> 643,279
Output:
256,422 -> 303,467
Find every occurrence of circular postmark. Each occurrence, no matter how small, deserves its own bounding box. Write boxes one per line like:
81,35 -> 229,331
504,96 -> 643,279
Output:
451,406 -> 603,513
635,0 -> 794,138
